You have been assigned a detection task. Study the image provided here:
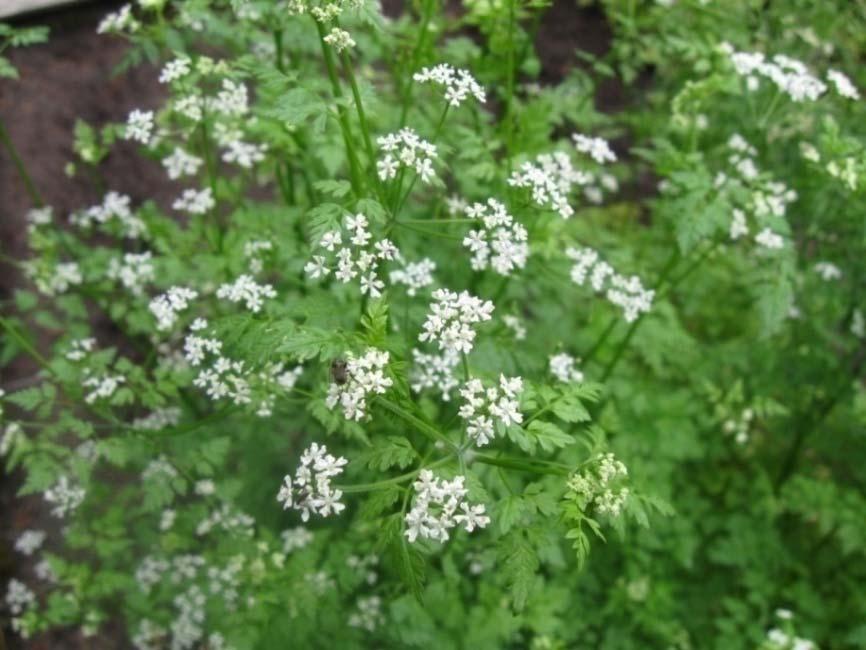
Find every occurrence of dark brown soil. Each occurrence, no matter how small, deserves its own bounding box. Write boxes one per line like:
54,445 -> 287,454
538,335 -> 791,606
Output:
0,1 -> 623,647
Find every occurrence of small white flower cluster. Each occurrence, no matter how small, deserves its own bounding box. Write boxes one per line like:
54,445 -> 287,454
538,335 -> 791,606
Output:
852,309 -> 865,338
348,595 -> 384,631
376,128 -> 438,183
568,452 -> 629,517
814,261 -> 842,281
5,579 -> 35,617
26,206 -> 52,232
410,348 -> 460,400
27,261 -> 83,296
82,371 -> 125,404
323,27 -> 356,52
253,363 -> 304,417
108,251 -> 155,295
724,45 -> 827,102
1,423 -> 22,457
766,627 -> 816,650
173,187 -> 216,214
550,352 -> 584,383
722,407 -> 754,446
222,140 -> 267,168
142,456 -> 179,482
389,257 -> 436,296
124,109 -> 154,144
826,69 -> 860,100
326,348 -> 393,421
70,191 -> 147,239
44,475 -> 86,518
244,240 -> 273,273
458,375 -> 524,446
281,526 -> 314,553
277,443 -> 347,521
216,275 -> 277,312
149,286 -> 199,331
413,63 -> 487,107
404,470 -> 490,543
159,56 -> 192,84
508,151 -> 588,219
572,133 -> 617,164
132,407 -> 182,431
347,553 -> 379,585
162,147 -> 202,179
14,529 -> 46,556
419,288 -> 494,354
305,213 -> 399,298
65,337 -> 96,361
462,198 -> 529,276
502,314 -> 526,340
566,247 -> 654,322
196,503 -> 255,537
213,79 -> 249,117
97,4 -> 140,34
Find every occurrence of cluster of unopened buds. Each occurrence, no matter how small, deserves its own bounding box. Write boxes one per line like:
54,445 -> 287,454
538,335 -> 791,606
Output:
404,470 -> 490,543
568,452 -> 630,517
277,443 -> 347,521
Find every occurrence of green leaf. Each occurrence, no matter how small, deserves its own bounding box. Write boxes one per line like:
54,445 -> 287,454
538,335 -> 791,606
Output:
526,420 -> 574,452
498,531 -> 539,611
362,436 -> 416,471
313,179 -> 352,198
497,495 -> 526,534
360,298 -> 389,346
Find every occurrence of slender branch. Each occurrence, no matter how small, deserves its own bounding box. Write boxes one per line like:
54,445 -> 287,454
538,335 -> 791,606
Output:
0,118 -> 43,206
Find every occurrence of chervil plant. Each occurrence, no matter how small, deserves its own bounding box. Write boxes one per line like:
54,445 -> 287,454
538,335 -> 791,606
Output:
2,0 -> 866,648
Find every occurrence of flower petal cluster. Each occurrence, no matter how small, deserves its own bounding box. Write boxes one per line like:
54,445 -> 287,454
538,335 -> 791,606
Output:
162,147 -> 203,179
410,348 -> 460,400
44,475 -> 86,518
326,348 -> 393,421
14,530 -> 46,556
419,288 -> 494,354
413,63 -> 486,106
389,257 -> 436,296
108,251 -> 155,296
150,286 -> 199,330
305,213 -> 399,298
458,375 -> 524,446
725,45 -> 827,102
566,247 -> 653,322
158,56 -> 192,84
404,470 -> 490,543
827,69 -> 860,100
550,353 -> 584,383
567,452 -> 629,517
216,275 -> 277,312
508,151 -> 589,219
71,191 -> 147,239
124,109 -> 154,144
323,27 -> 356,52
376,128 -> 438,183
83,372 -> 125,404
277,443 -> 347,521
173,188 -> 216,214
462,198 -> 528,275
221,140 -> 267,168
572,133 -> 617,164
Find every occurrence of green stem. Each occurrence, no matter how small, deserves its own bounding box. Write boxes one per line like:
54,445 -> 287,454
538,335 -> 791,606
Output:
315,20 -> 364,196
398,0 -> 436,127
336,456 -> 451,493
273,29 -> 286,73
0,118 -> 43,206
474,453 -> 570,476
376,396 -> 457,450
503,0 -> 517,171
0,317 -> 51,371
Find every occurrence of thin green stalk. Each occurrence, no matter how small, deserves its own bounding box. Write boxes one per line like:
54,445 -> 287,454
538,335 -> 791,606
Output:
316,20 -> 364,196
503,0 -> 517,170
273,29 -> 286,73
583,317 -> 619,364
1,318 -> 51,371
474,453 -> 570,476
376,396 -> 457,450
0,118 -> 43,206
398,0 -> 436,127
337,456 -> 451,494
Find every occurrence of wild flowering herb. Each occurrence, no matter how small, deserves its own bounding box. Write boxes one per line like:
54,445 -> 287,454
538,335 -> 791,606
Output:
413,63 -> 487,107
376,128 -> 438,183
325,348 -> 393,421
43,476 -> 86,518
724,45 -> 827,101
404,470 -> 490,543
149,286 -> 199,331
462,198 -> 529,275
419,289 -> 494,354
565,247 -> 653,322
216,275 -> 277,312
549,353 -> 584,384
277,443 -> 348,521
458,375 -> 524,446
123,109 -> 154,143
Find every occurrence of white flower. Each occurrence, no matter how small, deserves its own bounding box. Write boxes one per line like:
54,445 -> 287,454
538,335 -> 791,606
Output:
222,140 -> 267,168
729,208 -> 749,240
173,188 -> 215,214
212,79 -> 249,116
107,251 -> 155,295
814,261 -> 842,281
503,314 -> 526,340
149,286 -> 199,330
390,258 -> 436,296
159,509 -> 176,531
44,475 -> 86,518
159,56 -> 192,84
162,147 -> 203,179
458,375 -> 524,446
572,133 -> 617,164
323,27 -> 356,52
97,4 -> 140,34
550,353 -> 584,383
413,63 -> 486,106
277,443 -> 347,521
419,288 -> 494,355
124,109 -> 154,144
70,191 -> 146,238
281,526 -> 314,553
755,227 -> 784,249
326,348 -> 393,421
82,372 -> 126,403
5,579 -> 35,616
14,530 -> 46,556
216,275 -> 277,312
827,69 -> 860,99
376,128 -> 438,183
404,470 -> 489,543
728,48 -> 826,102
65,337 -> 96,361
348,596 -> 385,632
566,247 -> 653,322
461,198 -> 528,276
